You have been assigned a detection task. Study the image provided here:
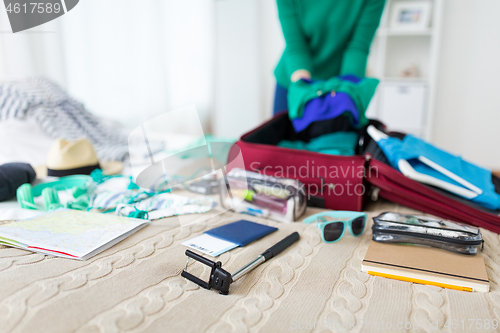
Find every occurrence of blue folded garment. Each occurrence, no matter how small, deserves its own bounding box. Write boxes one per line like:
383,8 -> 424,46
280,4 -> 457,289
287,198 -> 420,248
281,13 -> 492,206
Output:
292,91 -> 360,132
289,75 -> 378,132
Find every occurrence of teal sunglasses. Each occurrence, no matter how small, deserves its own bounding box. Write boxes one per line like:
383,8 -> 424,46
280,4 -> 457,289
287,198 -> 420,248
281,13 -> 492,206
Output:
303,211 -> 368,243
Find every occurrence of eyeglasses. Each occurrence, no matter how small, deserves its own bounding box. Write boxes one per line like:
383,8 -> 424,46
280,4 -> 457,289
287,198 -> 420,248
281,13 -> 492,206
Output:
303,211 -> 367,243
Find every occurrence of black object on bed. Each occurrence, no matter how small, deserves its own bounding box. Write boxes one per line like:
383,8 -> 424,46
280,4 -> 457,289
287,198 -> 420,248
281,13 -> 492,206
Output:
0,163 -> 36,202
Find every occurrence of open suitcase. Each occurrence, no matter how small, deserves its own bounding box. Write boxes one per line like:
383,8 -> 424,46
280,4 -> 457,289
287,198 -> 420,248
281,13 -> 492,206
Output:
227,112 -> 500,233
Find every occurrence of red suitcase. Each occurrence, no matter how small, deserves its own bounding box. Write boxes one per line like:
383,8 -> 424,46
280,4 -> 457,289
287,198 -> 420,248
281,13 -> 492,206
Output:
227,113 -> 500,233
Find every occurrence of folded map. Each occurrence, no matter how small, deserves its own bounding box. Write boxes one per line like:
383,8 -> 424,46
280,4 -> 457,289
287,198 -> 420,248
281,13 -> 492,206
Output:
0,210 -> 147,260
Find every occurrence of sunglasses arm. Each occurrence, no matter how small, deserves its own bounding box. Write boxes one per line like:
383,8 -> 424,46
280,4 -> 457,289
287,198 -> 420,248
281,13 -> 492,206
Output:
303,211 -> 366,223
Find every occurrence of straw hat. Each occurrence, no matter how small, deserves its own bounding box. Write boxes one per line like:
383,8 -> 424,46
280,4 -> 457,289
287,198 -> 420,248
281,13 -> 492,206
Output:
35,138 -> 123,178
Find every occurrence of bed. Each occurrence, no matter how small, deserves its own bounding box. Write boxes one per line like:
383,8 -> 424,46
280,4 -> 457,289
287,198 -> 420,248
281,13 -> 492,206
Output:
2,117 -> 500,333
1,196 -> 500,333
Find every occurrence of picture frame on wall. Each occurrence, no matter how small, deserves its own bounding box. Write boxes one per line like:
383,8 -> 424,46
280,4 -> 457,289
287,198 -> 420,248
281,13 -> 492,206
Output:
390,1 -> 432,31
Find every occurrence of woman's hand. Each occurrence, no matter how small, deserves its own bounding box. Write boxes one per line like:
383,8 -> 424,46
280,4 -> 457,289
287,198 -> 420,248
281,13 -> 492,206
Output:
291,69 -> 311,82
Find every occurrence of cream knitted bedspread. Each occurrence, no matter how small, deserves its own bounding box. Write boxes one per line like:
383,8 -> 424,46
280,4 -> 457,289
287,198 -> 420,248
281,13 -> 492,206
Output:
1,199 -> 500,333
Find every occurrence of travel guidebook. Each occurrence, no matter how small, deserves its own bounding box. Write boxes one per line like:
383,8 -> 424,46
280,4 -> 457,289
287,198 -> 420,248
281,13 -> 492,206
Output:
0,210 -> 147,260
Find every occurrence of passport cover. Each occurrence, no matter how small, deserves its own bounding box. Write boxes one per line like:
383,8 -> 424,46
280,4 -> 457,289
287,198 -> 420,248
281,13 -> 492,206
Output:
204,220 -> 277,247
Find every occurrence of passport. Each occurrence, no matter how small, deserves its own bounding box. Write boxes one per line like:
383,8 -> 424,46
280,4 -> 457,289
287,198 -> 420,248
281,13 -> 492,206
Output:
205,220 -> 278,247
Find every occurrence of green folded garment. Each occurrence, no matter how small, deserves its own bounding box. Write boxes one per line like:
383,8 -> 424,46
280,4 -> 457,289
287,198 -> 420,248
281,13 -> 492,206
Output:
287,77 -> 379,128
277,132 -> 359,156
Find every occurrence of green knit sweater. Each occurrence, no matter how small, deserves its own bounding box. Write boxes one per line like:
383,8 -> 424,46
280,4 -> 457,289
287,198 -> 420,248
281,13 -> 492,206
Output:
275,0 -> 385,88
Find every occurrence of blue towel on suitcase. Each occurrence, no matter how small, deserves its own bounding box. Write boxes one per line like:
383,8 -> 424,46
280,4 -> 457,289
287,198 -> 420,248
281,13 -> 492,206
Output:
378,134 -> 500,211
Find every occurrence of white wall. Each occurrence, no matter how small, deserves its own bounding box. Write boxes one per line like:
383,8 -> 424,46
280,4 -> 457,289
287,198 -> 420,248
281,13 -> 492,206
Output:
258,0 -> 285,119
432,0 -> 500,170
0,0 -> 215,133
212,0 -> 261,138
0,12 -> 66,85
212,0 -> 284,138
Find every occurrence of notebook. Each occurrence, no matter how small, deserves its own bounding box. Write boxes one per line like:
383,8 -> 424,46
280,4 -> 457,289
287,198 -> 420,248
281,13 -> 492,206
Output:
0,210 -> 147,260
182,220 -> 277,257
361,240 -> 490,292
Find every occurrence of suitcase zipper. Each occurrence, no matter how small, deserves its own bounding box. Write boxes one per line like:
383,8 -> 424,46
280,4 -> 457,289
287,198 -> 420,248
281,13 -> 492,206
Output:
370,186 -> 380,201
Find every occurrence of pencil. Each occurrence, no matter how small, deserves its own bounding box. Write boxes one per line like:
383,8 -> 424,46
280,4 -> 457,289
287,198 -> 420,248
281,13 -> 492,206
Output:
368,271 -> 473,292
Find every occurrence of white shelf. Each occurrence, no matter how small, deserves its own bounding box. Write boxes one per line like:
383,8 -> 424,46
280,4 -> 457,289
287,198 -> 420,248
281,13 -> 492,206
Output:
367,0 -> 444,140
377,28 -> 433,36
382,76 -> 428,83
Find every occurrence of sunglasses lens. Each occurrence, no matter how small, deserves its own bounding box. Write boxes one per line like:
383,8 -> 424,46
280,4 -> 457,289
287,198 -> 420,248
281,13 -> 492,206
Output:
323,222 -> 344,242
351,216 -> 366,236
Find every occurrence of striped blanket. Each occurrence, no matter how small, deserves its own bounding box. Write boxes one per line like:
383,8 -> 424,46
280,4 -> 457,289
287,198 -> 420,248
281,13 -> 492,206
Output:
0,77 -> 129,161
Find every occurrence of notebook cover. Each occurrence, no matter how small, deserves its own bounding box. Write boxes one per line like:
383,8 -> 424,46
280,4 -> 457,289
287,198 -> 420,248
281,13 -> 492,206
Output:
204,220 -> 277,247
361,240 -> 489,291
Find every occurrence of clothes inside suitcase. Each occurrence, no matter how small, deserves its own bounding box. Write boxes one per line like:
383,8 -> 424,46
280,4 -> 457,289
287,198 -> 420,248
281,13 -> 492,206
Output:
229,112 -> 384,211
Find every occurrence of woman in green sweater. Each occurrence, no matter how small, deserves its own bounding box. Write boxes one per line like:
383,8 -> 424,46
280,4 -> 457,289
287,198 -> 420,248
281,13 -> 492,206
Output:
273,0 -> 385,114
